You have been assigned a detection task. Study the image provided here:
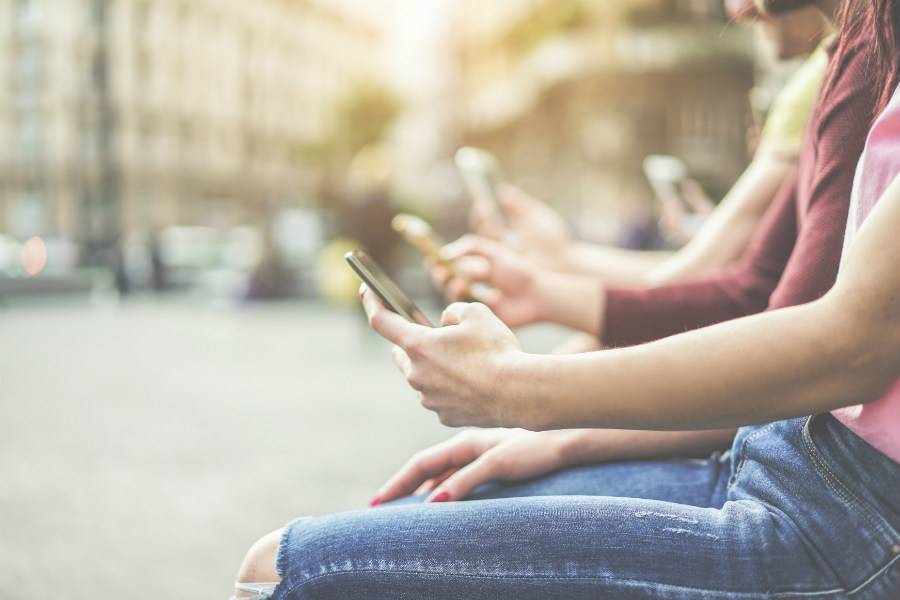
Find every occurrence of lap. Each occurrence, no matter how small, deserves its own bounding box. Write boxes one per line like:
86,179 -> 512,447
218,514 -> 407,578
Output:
266,418 -> 900,599
271,494 -> 824,599
388,452 -> 731,509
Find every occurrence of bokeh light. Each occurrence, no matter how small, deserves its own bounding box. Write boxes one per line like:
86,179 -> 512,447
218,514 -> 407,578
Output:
21,236 -> 48,277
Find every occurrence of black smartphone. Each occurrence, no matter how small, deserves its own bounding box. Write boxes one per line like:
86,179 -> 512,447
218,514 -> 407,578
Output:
345,250 -> 433,326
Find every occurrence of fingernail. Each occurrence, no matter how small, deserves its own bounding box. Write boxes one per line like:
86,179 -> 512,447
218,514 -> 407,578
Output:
430,491 -> 451,503
369,496 -> 383,508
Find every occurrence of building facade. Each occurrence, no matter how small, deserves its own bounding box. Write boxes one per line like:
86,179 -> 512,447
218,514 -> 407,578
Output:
0,0 -> 386,258
452,0 -> 755,243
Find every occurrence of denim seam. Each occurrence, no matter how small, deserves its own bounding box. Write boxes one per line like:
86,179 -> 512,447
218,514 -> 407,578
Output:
727,422 -> 778,491
801,417 -> 896,542
279,567 -> 847,600
846,552 -> 900,597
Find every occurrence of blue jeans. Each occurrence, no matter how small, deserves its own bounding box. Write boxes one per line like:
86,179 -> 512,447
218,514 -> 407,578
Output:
268,416 -> 900,599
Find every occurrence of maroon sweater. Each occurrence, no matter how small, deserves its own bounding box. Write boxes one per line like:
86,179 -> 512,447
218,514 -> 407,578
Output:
602,38 -> 877,347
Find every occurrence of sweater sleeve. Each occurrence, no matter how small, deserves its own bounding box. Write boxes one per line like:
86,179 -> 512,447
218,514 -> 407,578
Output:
601,37 -> 875,348
602,171 -> 797,347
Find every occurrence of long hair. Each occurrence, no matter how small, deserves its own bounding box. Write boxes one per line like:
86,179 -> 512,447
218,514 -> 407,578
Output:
832,0 -> 900,115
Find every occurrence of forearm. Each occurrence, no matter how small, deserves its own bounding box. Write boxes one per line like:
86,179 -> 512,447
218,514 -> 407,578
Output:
533,270 -> 603,334
556,428 -> 736,466
515,293 -> 895,432
650,156 -> 794,284
561,242 -> 672,284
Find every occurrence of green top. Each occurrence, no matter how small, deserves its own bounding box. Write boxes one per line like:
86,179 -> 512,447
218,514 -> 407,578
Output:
758,42 -> 831,159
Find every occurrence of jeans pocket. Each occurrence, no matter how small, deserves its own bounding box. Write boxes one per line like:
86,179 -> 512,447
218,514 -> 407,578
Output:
726,423 -> 778,492
800,416 -> 897,543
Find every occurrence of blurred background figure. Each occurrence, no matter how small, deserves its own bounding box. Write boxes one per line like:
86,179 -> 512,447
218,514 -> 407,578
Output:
0,1 -> 835,599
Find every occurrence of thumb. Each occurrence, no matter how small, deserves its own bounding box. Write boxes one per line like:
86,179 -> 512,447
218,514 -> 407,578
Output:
440,302 -> 493,327
496,184 -> 529,222
427,453 -> 500,503
440,302 -> 470,327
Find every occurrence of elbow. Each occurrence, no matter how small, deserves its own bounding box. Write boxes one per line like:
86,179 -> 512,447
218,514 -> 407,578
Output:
822,285 -> 900,403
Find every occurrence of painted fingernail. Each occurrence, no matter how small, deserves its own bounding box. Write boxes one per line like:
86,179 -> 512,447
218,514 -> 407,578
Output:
430,491 -> 451,503
369,496 -> 383,508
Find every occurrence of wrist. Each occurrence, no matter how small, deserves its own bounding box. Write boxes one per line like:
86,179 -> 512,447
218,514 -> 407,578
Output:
498,353 -> 554,431
533,270 -> 602,334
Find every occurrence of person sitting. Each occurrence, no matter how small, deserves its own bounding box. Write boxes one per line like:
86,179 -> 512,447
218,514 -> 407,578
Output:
231,1 -> 900,598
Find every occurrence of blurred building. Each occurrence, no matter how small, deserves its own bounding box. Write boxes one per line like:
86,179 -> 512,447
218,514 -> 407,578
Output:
453,0 -> 755,242
0,0 -> 387,261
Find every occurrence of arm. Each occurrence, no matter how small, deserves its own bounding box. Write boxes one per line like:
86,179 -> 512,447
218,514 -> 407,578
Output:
362,179 -> 900,432
562,155 -> 793,284
557,428 -> 736,464
560,244 -> 672,284
649,155 -> 794,283
599,174 -> 799,344
523,175 -> 900,431
443,163 -> 807,337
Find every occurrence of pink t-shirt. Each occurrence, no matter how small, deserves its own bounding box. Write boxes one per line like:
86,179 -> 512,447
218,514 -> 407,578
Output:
831,86 -> 900,463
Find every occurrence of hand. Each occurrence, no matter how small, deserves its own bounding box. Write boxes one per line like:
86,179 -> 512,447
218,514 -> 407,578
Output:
499,185 -> 573,268
431,235 -> 545,329
656,179 -> 713,246
372,429 -> 572,505
361,289 -> 535,428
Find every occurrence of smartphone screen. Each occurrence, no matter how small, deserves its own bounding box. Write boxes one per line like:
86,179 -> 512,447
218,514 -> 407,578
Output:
345,250 -> 433,326
455,147 -> 507,226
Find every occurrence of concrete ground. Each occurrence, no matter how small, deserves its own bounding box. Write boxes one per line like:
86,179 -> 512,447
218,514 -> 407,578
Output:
0,297 -> 565,599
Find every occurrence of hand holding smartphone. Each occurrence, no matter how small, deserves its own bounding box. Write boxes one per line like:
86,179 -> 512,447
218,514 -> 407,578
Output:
345,250 -> 433,326
455,147 -> 507,228
392,213 -> 491,303
643,155 -> 688,202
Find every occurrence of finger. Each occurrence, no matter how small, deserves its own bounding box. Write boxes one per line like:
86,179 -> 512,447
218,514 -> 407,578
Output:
496,183 -> 530,222
440,302 -> 470,327
446,278 -> 471,302
453,255 -> 491,281
361,289 -> 428,348
429,263 -> 451,289
470,201 -> 505,240
413,467 -> 459,496
440,301 -> 493,327
427,453 -> 501,503
440,235 -> 497,263
680,179 -> 714,214
377,440 -> 482,502
391,345 -> 412,378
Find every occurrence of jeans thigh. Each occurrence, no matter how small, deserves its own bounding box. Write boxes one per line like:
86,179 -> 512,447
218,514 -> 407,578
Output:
270,494 -> 833,600
728,417 -> 900,599
387,454 -> 731,510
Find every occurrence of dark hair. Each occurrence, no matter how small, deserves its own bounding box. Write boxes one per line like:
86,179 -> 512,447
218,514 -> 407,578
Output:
832,0 -> 900,115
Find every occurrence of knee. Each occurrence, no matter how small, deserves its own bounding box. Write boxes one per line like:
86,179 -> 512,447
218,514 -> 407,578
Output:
236,528 -> 283,585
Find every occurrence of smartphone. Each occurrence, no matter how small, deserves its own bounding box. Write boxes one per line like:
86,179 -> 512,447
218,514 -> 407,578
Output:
642,155 -> 689,201
345,249 -> 433,326
455,146 -> 507,226
391,213 -> 491,302
391,214 -> 446,264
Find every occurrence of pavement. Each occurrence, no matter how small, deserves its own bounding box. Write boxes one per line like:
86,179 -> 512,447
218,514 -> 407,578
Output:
0,296 -> 566,599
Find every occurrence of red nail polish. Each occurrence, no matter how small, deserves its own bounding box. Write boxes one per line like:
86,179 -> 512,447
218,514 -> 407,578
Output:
370,497 -> 383,508
430,491 -> 451,503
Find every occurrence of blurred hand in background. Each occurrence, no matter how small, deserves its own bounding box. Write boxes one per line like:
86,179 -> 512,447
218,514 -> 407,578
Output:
656,178 -> 715,246
430,235 -> 544,329
470,184 -> 573,271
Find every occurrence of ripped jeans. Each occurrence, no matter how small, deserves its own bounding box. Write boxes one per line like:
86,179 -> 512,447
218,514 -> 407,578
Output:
266,416 -> 900,599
